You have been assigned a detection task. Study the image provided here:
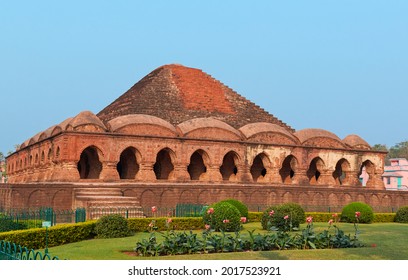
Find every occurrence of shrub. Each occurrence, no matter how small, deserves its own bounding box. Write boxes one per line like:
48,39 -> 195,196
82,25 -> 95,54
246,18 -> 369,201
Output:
248,212 -> 262,222
261,203 -> 305,231
220,199 -> 249,219
95,214 -> 132,238
373,213 -> 396,223
341,202 -> 374,224
202,201 -> 241,232
127,217 -> 205,232
0,221 -> 96,249
395,206 -> 408,223
0,217 -> 27,232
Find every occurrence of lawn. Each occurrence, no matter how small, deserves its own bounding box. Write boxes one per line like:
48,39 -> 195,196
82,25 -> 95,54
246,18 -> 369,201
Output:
48,222 -> 408,260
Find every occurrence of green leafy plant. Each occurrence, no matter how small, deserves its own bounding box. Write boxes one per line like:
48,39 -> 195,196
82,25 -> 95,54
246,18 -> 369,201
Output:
341,202 -> 374,224
395,206 -> 408,223
95,214 -> 132,238
220,199 -> 249,219
202,201 -> 241,232
261,203 -> 305,231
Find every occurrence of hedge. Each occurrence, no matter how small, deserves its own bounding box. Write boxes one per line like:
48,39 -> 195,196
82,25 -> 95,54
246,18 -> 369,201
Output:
127,217 -> 205,232
0,221 -> 97,249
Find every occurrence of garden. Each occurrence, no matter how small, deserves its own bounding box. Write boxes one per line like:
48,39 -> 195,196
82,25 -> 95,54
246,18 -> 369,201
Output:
1,200 -> 408,260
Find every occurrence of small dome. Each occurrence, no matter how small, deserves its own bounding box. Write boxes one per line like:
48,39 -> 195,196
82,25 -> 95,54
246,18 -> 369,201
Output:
108,114 -> 177,134
68,111 -> 106,132
177,118 -> 242,139
294,128 -> 342,143
239,122 -> 299,144
343,135 -> 371,150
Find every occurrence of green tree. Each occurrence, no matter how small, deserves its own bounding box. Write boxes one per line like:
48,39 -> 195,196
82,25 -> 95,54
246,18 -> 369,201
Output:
389,141 -> 408,160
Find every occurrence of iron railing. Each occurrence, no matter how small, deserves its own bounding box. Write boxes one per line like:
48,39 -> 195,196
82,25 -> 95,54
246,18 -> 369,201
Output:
0,240 -> 59,260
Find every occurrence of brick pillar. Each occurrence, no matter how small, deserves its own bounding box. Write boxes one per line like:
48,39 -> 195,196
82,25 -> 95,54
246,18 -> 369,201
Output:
207,165 -> 223,182
367,170 -> 385,190
269,167 -> 282,184
238,163 -> 252,182
173,164 -> 190,181
100,162 -> 119,181
318,170 -> 336,186
344,171 -> 360,186
138,162 -> 157,181
293,168 -> 309,185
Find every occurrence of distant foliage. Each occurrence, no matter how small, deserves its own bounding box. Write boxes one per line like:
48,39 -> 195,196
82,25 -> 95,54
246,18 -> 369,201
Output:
0,217 -> 26,233
341,202 -> 374,224
95,214 -> 132,238
395,206 -> 408,223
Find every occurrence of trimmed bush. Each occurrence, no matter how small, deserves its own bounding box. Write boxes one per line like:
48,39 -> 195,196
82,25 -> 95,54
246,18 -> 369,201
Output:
221,199 -> 249,219
261,203 -> 305,231
341,202 -> 374,224
202,201 -> 241,232
0,221 -> 96,249
395,206 -> 408,223
95,214 -> 132,238
0,217 -> 27,232
248,212 -> 262,222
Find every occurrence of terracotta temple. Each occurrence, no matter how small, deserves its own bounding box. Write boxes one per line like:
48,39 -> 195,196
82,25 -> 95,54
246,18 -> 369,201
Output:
1,64 -> 407,213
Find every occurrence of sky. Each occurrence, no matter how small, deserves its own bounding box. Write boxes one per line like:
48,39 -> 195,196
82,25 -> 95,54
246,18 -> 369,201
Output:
1,0 -> 407,154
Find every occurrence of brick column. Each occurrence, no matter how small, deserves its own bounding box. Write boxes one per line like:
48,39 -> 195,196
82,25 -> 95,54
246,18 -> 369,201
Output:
138,162 -> 157,181
207,165 -> 223,182
100,162 -> 119,181
173,164 -> 190,181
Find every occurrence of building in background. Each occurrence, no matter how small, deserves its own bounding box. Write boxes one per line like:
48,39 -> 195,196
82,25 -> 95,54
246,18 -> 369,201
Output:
382,158 -> 408,191
0,160 -> 6,183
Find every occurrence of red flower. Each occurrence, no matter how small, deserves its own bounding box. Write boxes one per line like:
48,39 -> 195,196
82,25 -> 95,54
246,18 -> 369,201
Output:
205,224 -> 211,230
332,213 -> 338,218
355,211 -> 361,218
207,208 -> 214,215
269,210 -> 275,216
151,206 -> 157,213
166,218 -> 172,224
306,216 -> 313,224
240,217 -> 247,223
328,219 -> 334,225
223,219 -> 230,224
284,215 -> 289,220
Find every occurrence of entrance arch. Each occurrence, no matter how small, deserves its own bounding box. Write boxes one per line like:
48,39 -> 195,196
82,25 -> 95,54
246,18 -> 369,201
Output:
307,157 -> 325,185
250,153 -> 269,182
77,146 -> 102,179
280,155 -> 297,184
154,148 -> 175,180
220,151 -> 239,181
117,147 -> 140,179
333,158 -> 351,185
187,150 -> 208,180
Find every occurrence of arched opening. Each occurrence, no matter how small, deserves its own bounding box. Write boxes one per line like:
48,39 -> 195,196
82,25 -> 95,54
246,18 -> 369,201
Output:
77,146 -> 102,179
358,160 -> 374,187
154,148 -> 174,180
220,151 -> 239,181
47,148 -> 52,161
187,150 -> 208,180
41,151 -> 45,163
117,147 -> 139,179
307,157 -> 325,185
333,158 -> 350,185
280,155 -> 297,184
250,153 -> 268,182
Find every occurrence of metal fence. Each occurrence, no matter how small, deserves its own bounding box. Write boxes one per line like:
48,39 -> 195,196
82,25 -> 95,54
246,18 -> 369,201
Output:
0,240 -> 59,260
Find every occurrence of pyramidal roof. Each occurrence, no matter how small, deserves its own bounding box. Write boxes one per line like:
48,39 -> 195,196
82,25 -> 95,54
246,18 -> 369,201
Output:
97,64 -> 294,132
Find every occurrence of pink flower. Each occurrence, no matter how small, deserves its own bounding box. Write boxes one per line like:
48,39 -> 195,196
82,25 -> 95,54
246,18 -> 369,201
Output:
269,210 -> 275,216
332,213 -> 338,218
223,219 -> 230,224
205,224 -> 211,230
148,222 -> 154,228
151,206 -> 157,213
355,211 -> 361,218
207,208 -> 214,215
284,215 -> 289,220
306,216 -> 313,224
166,218 -> 172,224
328,219 -> 334,225
240,217 -> 247,223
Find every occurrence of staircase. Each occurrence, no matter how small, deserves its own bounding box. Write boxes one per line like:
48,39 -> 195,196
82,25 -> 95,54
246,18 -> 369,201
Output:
74,187 -> 145,219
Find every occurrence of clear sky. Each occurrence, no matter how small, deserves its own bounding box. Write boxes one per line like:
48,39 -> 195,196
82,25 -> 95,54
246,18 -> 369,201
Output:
1,0 -> 407,154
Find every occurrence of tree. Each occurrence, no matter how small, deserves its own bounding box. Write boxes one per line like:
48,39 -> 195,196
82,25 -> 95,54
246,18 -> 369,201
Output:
389,141 -> 408,160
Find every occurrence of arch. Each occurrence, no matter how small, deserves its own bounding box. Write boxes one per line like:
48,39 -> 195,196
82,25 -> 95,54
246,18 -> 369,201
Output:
358,160 -> 375,187
41,151 -> 45,163
153,148 -> 175,180
187,150 -> 208,180
35,154 -> 39,165
250,153 -> 269,182
77,146 -> 103,179
55,147 -> 61,159
333,158 -> 351,185
220,151 -> 239,181
117,147 -> 140,179
47,148 -> 52,161
307,157 -> 325,185
279,155 -> 298,184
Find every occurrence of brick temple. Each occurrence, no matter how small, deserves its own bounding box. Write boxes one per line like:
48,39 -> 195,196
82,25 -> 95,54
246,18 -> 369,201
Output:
1,64 -> 407,212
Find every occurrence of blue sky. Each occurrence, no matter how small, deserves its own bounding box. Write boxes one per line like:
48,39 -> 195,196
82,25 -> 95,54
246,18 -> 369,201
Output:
1,0 -> 407,154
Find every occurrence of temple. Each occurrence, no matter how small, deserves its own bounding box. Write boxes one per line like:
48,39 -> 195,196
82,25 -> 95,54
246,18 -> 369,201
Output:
2,64 -> 406,212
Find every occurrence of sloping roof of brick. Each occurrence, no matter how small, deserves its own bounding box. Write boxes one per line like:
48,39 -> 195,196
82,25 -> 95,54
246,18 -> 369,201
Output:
97,64 -> 294,132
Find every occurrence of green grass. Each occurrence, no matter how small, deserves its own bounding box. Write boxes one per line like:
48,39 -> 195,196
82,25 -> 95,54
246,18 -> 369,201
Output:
48,222 -> 408,260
